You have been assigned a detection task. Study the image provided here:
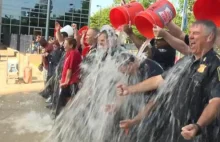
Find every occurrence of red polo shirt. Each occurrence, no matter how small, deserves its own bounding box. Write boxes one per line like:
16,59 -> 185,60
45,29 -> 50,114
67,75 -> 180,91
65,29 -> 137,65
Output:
61,49 -> 82,85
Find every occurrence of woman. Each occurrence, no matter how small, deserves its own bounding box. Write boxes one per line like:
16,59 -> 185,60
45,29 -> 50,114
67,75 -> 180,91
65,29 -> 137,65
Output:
55,37 -> 82,116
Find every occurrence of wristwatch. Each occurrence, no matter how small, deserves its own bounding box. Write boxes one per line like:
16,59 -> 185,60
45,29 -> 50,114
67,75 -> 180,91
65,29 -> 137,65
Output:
194,123 -> 202,136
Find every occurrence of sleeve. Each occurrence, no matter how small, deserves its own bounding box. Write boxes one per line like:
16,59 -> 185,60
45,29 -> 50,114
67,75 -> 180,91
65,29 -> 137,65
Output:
209,68 -> 220,99
161,70 -> 169,79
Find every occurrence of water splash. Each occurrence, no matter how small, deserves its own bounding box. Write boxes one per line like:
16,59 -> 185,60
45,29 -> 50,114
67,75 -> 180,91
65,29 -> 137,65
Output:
0,111 -> 52,135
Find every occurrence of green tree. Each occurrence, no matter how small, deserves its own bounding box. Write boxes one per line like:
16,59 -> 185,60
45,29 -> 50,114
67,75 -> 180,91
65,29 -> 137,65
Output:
90,7 -> 111,28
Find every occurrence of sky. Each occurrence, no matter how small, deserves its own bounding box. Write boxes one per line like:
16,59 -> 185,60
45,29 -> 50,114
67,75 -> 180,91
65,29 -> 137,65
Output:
90,0 -> 113,15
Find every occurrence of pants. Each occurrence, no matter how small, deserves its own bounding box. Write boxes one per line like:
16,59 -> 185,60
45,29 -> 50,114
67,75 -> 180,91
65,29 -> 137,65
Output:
55,83 -> 78,117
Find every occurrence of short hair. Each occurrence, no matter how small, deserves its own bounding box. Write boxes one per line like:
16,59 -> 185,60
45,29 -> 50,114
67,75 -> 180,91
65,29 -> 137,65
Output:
39,37 -> 47,47
89,28 -> 100,38
61,32 -> 68,38
65,37 -> 77,49
99,30 -> 108,39
192,20 -> 217,42
116,53 -> 135,66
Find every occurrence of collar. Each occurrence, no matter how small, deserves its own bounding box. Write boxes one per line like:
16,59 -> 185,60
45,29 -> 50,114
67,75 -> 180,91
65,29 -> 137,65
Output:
191,49 -> 214,64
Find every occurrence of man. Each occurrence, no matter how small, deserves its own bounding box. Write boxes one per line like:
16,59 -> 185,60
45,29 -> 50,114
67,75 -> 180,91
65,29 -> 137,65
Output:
123,25 -> 176,71
86,28 -> 99,54
117,20 -> 220,142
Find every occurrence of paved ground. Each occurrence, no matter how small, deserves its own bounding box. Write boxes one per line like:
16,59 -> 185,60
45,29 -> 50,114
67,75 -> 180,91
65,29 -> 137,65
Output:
0,49 -> 53,142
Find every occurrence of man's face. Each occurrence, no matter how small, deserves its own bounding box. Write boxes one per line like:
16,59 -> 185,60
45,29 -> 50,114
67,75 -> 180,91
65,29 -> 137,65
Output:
189,24 -> 208,56
98,34 -> 108,48
86,29 -> 96,45
118,63 -> 134,75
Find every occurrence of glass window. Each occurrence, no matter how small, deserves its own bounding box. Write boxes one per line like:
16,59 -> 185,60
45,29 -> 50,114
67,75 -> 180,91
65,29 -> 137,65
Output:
21,17 -> 29,26
2,25 -> 10,34
81,18 -> 88,23
39,13 -> 47,18
64,21 -> 72,26
11,18 -> 20,25
50,19 -> 55,29
39,18 -> 46,27
65,15 -> 72,21
11,26 -> 20,34
2,17 -> 10,24
49,28 -> 55,37
29,12 -> 39,17
30,17 -> 38,27
82,9 -> 89,15
21,26 -> 29,35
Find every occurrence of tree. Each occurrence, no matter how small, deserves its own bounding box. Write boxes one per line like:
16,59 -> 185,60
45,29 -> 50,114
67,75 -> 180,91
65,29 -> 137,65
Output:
90,7 -> 111,28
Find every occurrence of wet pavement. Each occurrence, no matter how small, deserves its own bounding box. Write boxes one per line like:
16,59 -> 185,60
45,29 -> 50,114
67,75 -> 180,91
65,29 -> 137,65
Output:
0,92 -> 53,142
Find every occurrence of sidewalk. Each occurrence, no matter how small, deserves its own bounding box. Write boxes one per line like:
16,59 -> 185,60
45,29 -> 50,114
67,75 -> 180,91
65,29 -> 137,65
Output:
0,51 -> 44,95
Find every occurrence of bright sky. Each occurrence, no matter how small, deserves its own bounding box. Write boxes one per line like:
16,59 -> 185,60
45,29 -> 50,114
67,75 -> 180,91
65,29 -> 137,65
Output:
91,0 -> 113,15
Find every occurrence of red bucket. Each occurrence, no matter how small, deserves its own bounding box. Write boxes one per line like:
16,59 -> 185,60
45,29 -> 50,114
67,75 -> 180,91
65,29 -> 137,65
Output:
134,0 -> 176,38
193,0 -> 220,27
110,2 -> 144,28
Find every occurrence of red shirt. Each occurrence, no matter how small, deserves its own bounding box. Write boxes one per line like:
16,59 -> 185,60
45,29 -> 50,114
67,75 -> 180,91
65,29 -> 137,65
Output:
61,49 -> 82,85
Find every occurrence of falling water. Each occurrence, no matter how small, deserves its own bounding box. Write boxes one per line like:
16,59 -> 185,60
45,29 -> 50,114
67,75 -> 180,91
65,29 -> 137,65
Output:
45,45 -> 149,142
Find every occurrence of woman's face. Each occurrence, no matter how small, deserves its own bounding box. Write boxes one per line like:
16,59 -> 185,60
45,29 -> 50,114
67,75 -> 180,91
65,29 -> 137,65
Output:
64,40 -> 72,51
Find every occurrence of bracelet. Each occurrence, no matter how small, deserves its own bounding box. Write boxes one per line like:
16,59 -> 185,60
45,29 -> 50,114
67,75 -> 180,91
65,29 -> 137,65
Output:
194,123 -> 202,136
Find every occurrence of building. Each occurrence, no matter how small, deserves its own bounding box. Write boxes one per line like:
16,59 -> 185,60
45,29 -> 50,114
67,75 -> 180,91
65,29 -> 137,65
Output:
0,0 -> 91,43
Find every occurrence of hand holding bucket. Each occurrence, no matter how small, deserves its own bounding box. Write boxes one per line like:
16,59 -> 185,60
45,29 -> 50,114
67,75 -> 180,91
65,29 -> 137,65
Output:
134,0 -> 176,38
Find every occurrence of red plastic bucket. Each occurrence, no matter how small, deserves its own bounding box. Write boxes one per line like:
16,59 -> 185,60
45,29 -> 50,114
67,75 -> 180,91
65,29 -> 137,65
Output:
193,0 -> 220,27
135,0 -> 176,38
110,2 -> 144,28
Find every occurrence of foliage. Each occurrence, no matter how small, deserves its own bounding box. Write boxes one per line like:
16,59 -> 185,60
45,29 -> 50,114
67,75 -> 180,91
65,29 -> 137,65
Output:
89,0 -> 196,36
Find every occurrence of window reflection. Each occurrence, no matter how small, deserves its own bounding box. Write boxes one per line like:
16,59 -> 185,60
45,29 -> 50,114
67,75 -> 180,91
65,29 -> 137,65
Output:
1,0 -> 90,38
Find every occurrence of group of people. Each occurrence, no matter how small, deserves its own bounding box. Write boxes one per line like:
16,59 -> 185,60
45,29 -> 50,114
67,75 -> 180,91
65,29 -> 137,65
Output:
37,17 -> 220,141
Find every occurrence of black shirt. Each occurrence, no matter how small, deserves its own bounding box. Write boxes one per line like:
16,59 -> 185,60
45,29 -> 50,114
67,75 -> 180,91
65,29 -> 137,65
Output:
150,39 -> 176,71
160,49 -> 220,141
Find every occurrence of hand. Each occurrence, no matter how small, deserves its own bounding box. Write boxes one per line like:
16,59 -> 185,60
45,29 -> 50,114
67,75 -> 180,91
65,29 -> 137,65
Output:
153,25 -> 165,38
60,82 -> 68,88
55,22 -> 61,31
71,23 -> 77,30
181,124 -> 199,140
123,25 -> 133,36
116,84 -> 130,96
119,119 -> 135,134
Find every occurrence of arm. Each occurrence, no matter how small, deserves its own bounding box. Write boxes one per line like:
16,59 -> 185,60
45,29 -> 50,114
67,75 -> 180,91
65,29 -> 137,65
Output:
166,21 -> 186,41
123,25 -> 144,49
131,100 -> 156,125
117,75 -> 164,96
153,26 -> 190,55
64,69 -> 72,84
197,98 -> 220,128
55,22 -> 64,45
161,30 -> 190,55
128,75 -> 164,94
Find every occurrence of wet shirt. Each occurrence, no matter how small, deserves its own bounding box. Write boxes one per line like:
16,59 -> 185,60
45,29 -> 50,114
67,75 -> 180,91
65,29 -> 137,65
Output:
61,49 -> 82,85
161,49 -> 220,136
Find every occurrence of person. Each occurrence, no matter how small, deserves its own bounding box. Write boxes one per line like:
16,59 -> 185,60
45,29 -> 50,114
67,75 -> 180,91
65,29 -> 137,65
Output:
55,37 -> 82,116
39,37 -> 53,85
123,25 -> 176,71
117,20 -> 220,142
85,28 -> 99,54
